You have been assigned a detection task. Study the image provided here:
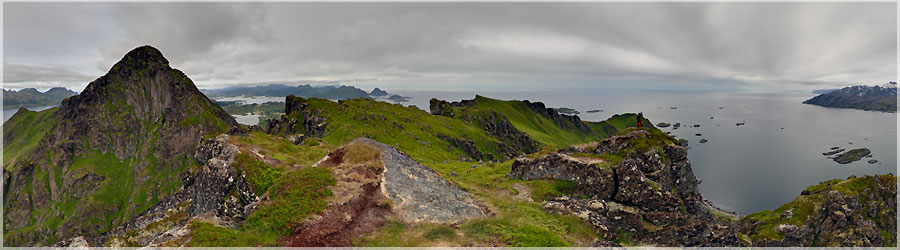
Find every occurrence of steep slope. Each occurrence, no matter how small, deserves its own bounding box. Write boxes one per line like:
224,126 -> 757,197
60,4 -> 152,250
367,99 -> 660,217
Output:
803,82 -> 897,112
3,45 -> 238,246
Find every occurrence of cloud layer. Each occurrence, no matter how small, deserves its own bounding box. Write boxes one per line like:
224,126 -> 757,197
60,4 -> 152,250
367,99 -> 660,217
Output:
3,2 -> 896,92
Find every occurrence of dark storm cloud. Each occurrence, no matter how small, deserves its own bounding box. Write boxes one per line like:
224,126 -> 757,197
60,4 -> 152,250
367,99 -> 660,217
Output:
3,2 -> 896,92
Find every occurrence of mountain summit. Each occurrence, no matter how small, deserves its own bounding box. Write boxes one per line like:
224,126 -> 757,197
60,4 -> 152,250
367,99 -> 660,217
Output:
3,45 -> 238,246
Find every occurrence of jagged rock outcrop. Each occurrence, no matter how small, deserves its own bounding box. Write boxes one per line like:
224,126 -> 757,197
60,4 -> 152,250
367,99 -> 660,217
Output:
54,135 -> 259,247
509,129 -> 738,246
740,174 -> 897,247
3,45 -> 238,246
263,95 -> 328,144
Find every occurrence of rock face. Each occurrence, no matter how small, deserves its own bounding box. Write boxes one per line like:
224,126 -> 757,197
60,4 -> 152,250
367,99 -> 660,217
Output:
264,95 -> 328,144
803,82 -> 897,112
53,135 -> 259,247
509,129 -> 738,246
3,45 -> 238,246
740,175 -> 897,247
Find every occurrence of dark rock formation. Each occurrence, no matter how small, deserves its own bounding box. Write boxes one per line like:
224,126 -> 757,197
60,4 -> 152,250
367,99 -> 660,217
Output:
740,175 -> 896,247
263,95 -> 328,143
509,130 -> 737,246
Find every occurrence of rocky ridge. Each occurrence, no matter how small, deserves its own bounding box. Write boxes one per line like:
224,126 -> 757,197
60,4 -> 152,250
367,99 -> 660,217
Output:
509,129 -> 739,246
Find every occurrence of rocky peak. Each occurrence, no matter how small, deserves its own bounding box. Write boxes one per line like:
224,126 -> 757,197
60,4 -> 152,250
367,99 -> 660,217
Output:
3,45 -> 238,246
111,45 -> 169,71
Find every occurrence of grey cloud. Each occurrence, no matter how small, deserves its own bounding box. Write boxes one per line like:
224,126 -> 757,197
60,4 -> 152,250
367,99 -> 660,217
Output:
3,63 -> 95,86
3,2 -> 896,92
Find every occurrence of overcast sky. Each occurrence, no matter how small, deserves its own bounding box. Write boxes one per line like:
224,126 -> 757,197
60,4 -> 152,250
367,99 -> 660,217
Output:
2,2 -> 897,92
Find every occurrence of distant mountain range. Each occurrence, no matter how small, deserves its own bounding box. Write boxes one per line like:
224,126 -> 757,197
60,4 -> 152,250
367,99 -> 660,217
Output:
200,84 -> 377,100
803,82 -> 897,112
2,87 -> 77,109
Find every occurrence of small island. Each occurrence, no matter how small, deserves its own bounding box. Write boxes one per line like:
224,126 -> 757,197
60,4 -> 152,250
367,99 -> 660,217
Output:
387,94 -> 412,102
585,109 -> 602,113
832,148 -> 872,164
554,107 -> 579,115
656,122 -> 671,128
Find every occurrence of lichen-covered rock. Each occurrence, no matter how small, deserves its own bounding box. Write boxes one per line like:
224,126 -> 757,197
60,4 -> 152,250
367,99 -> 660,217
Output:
740,174 -> 897,247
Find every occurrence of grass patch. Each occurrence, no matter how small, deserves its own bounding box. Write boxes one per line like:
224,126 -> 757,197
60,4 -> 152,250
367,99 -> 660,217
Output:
232,132 -> 330,170
190,166 -> 336,246
233,153 -> 282,196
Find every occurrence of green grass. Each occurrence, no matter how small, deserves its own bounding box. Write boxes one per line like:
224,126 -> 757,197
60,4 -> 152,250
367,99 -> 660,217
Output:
2,107 -> 57,170
449,96 -> 604,149
295,98 -> 508,163
232,132 -> 330,170
233,153 -> 282,196
190,166 -> 337,246
463,219 -> 569,246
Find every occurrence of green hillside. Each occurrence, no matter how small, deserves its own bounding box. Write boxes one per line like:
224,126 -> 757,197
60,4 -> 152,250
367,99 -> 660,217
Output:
433,95 -> 653,149
3,107 -> 57,170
